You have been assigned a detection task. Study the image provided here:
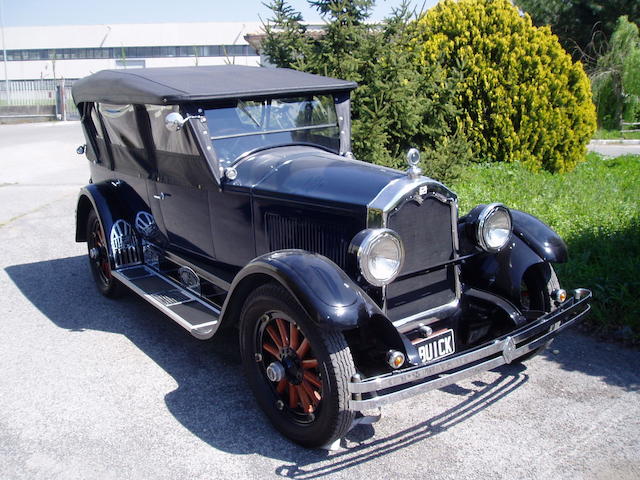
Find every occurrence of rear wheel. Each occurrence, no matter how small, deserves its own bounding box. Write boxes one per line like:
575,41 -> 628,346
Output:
518,263 -> 561,362
239,283 -> 356,448
86,209 -> 123,298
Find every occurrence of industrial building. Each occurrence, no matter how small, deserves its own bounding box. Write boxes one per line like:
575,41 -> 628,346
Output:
1,22 -> 262,81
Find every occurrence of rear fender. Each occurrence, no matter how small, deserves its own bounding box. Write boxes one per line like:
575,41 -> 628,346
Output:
75,181 -> 148,243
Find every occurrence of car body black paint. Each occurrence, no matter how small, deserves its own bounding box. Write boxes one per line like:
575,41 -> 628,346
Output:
73,67 -> 590,426
511,210 -> 568,263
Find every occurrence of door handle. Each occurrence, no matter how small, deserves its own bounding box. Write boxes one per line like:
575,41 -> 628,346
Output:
153,192 -> 171,200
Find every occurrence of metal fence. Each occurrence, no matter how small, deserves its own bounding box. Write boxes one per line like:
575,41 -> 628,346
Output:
621,122 -> 640,133
0,79 -> 79,120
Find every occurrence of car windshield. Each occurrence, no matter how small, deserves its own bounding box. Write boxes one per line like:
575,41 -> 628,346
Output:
204,95 -> 340,167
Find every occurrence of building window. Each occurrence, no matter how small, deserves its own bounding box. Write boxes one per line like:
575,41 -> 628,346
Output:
115,59 -> 146,69
5,45 -> 258,61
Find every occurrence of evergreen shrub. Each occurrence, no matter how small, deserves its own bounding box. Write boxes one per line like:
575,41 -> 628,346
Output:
262,0 -> 473,182
413,0 -> 597,173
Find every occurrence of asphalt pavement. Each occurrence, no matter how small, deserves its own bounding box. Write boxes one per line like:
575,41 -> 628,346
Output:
587,141 -> 640,157
1,122 -> 639,479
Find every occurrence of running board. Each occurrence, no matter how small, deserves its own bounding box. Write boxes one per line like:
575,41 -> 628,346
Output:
112,265 -> 220,339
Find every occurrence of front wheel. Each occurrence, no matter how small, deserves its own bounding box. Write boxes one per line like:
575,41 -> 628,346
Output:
518,263 -> 561,362
239,283 -> 356,448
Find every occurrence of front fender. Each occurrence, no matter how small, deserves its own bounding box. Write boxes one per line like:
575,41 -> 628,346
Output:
461,236 -> 542,306
511,210 -> 568,263
220,250 -> 418,362
224,250 -> 380,329
461,209 -> 567,305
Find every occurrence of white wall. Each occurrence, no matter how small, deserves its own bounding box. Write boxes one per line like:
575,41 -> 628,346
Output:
2,56 -> 261,80
0,22 -> 263,80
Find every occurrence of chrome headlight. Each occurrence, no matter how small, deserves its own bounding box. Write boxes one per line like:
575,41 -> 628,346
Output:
351,229 -> 404,286
477,203 -> 512,252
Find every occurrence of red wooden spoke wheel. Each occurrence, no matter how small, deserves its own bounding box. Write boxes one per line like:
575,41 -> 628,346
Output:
86,209 -> 123,298
260,313 -> 323,417
240,283 -> 356,448
88,214 -> 111,285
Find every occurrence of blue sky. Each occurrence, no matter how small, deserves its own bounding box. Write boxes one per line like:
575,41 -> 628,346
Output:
1,0 -> 439,27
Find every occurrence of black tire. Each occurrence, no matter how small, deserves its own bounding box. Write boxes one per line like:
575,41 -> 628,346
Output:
239,283 -> 356,448
517,263 -> 561,362
86,209 -> 124,298
520,263 -> 560,313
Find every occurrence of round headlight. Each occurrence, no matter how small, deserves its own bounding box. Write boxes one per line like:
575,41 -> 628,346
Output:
353,229 -> 404,286
477,203 -> 512,252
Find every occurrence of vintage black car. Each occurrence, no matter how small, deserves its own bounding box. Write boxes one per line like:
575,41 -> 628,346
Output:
72,65 -> 591,448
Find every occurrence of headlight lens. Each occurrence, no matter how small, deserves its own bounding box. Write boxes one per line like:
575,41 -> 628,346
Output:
353,229 -> 404,286
477,203 -> 512,252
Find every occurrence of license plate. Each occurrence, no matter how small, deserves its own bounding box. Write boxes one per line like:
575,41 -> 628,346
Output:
415,329 -> 456,364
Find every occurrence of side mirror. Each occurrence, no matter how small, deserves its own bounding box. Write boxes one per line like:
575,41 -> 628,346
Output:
76,144 -> 86,155
165,112 -> 186,132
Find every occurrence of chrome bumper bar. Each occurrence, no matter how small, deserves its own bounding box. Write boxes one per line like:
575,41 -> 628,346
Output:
349,288 -> 592,410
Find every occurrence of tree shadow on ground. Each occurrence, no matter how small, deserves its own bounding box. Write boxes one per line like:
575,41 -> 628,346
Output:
5,254 -> 638,475
550,216 -> 640,391
557,215 -> 639,342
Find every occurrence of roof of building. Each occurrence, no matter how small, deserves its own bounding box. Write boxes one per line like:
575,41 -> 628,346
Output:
72,65 -> 358,105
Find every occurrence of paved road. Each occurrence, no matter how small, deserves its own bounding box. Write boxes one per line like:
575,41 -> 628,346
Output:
1,122 -> 639,479
587,142 -> 640,157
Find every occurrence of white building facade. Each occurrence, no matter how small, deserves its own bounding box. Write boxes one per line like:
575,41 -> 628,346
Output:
1,22 -> 263,80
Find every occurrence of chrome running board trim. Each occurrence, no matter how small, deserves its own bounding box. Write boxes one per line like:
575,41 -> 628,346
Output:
112,265 -> 220,339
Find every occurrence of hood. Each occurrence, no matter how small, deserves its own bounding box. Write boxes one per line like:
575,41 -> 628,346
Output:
231,146 -> 404,207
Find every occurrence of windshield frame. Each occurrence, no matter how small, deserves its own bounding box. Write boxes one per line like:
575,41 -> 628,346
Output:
210,122 -> 338,141
204,94 -> 341,167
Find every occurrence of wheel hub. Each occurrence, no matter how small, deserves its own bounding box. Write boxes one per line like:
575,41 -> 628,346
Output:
281,353 -> 304,385
266,362 -> 286,382
259,314 -> 323,415
89,219 -> 112,283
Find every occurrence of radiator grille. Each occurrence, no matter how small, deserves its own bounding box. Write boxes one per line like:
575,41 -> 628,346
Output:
386,196 -> 457,321
266,213 -> 350,269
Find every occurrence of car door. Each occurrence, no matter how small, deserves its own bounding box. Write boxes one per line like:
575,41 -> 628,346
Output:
146,105 -> 216,259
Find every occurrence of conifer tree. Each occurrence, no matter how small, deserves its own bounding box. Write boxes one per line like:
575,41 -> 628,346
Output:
261,0 -> 471,181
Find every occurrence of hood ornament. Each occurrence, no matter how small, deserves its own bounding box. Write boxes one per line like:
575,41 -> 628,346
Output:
406,148 -> 422,179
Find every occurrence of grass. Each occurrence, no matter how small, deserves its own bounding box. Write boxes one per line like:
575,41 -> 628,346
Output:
448,153 -> 640,344
594,128 -> 640,140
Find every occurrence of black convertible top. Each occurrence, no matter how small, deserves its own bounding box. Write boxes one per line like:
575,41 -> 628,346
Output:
72,65 -> 358,105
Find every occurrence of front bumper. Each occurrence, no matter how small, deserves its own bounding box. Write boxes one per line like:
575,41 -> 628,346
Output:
349,288 -> 591,410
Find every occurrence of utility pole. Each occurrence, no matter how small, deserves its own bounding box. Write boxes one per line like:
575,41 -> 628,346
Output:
0,0 -> 9,104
